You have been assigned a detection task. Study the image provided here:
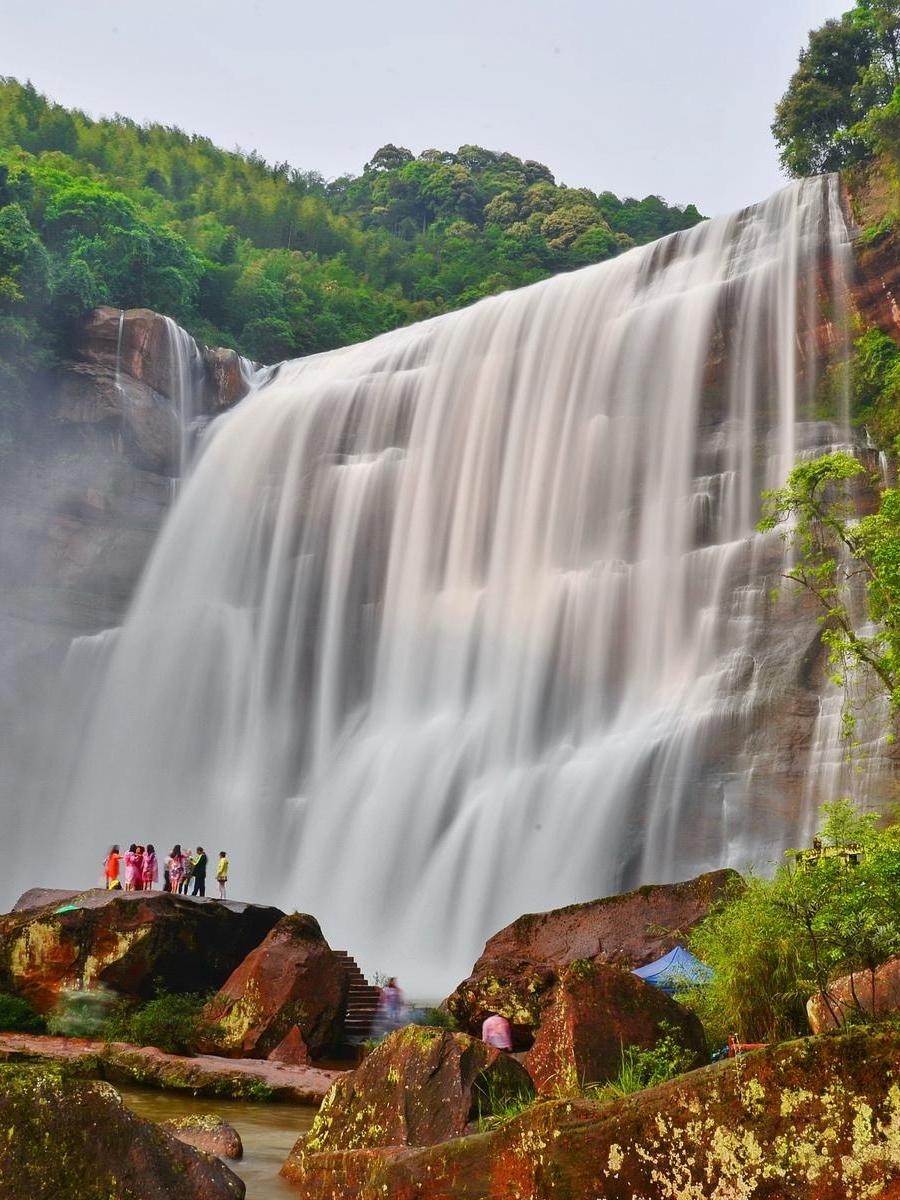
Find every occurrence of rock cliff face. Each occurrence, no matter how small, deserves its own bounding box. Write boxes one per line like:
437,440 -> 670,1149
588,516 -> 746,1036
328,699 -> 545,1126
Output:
0,309 -> 251,908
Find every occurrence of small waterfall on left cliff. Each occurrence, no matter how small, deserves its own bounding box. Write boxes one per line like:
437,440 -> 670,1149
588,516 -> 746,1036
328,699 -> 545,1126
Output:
24,177 -> 861,993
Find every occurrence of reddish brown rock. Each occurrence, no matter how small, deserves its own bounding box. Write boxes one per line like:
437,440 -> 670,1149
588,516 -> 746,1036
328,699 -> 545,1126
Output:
267,1024 -> 310,1066
161,1114 -> 243,1160
283,1029 -> 900,1200
0,1063 -> 244,1199
76,307 -> 186,400
282,1026 -> 533,1185
204,347 -> 253,413
445,870 -> 737,1039
201,913 -> 347,1060
75,307 -> 251,414
808,956 -> 900,1034
524,961 -> 705,1096
0,889 -> 282,1014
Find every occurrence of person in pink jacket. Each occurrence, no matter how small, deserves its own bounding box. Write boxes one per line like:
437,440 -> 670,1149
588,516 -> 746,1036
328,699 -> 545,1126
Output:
481,1013 -> 513,1051
123,844 -> 138,891
141,844 -> 159,891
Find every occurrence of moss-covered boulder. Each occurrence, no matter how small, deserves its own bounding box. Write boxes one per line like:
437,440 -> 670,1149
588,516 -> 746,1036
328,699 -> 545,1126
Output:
0,888 -> 282,1013
808,956 -> 900,1033
524,960 -> 705,1095
282,1028 -> 900,1199
0,1063 -> 244,1199
161,1113 -> 243,1160
281,1026 -> 533,1185
445,870 -> 736,1038
200,913 -> 347,1060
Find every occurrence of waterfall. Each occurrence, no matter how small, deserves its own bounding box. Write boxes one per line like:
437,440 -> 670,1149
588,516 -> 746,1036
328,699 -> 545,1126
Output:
160,316 -> 206,479
36,177 -> 857,994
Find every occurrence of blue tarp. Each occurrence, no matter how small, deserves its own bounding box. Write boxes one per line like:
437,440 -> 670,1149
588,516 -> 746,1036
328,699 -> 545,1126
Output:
631,946 -> 713,995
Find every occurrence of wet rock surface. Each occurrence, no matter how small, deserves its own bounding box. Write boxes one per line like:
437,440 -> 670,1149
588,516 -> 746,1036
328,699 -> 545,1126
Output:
201,913 -> 348,1060
162,1113 -> 244,1160
282,1026 -> 533,1184
0,888 -> 282,1012
284,1029 -> 900,1200
0,1062 -> 245,1199
0,1031 -> 340,1104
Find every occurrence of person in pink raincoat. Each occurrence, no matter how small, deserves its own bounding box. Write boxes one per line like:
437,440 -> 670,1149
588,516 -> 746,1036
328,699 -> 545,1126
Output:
133,845 -> 145,891
141,844 -> 159,891
124,844 -> 139,891
166,844 -> 184,893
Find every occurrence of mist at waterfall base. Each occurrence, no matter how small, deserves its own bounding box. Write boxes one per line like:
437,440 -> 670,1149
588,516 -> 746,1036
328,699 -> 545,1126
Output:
20,177 -> 858,997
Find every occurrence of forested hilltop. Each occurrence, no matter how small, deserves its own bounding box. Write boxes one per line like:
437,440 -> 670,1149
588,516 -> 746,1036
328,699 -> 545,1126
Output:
0,78 -> 702,441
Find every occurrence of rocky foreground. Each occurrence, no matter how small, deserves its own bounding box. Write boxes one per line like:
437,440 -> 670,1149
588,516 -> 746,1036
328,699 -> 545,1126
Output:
3,873 -> 900,1198
284,1027 -> 900,1199
0,1063 -> 244,1200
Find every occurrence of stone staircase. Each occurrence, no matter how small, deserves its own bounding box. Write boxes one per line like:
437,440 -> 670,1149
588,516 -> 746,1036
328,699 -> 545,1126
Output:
333,950 -> 381,1047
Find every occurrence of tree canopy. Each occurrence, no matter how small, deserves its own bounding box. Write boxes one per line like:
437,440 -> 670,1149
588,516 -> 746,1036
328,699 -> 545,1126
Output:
0,77 -> 704,444
773,1 -> 900,176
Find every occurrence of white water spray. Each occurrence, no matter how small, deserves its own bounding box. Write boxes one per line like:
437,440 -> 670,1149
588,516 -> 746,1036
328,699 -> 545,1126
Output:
40,178 -> 856,993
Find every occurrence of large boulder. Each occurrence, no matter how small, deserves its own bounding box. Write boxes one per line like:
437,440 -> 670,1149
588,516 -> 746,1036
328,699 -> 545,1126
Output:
162,1114 -> 243,1160
0,889 -> 282,1013
200,913 -> 348,1060
283,1026 -> 533,1183
445,870 -> 735,1040
808,956 -> 900,1034
283,1028 -> 900,1200
523,961 -> 705,1095
0,1063 -> 244,1199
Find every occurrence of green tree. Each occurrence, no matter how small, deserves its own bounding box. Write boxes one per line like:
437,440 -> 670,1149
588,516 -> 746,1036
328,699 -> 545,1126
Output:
772,14 -> 876,176
759,451 -> 900,721
684,800 -> 900,1043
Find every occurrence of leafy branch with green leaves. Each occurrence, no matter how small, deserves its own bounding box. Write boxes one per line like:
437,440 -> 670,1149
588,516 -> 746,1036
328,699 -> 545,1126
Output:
759,451 -> 900,729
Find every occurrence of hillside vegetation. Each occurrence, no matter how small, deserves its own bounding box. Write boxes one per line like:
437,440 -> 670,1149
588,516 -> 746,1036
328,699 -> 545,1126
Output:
0,78 -> 702,442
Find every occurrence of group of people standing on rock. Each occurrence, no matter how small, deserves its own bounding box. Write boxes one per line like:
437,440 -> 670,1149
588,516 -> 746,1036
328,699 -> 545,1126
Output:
104,844 -> 230,899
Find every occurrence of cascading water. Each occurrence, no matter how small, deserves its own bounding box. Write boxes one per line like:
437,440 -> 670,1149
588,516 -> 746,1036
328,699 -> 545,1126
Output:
160,315 -> 207,480
33,177 -> 859,994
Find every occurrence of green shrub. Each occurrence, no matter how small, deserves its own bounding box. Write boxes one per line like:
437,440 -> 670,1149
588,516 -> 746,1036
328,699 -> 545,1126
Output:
103,991 -> 217,1056
411,1006 -> 459,1031
599,1023 -> 697,1097
0,993 -> 45,1034
46,988 -> 116,1037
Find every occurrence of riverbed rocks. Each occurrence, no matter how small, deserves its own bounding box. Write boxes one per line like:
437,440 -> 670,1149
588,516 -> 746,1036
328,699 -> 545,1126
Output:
0,888 -> 282,1013
445,870 -> 735,1043
283,1028 -> 900,1200
200,913 -> 348,1060
162,1114 -> 244,1160
282,1026 -> 533,1184
0,1063 -> 244,1199
807,955 -> 900,1033
523,960 -> 705,1095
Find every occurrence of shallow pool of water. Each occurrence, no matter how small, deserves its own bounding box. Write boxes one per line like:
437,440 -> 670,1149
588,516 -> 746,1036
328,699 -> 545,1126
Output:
119,1085 -> 315,1199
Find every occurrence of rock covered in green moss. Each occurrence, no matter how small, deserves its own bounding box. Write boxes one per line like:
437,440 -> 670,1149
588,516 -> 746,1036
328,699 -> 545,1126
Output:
0,888 -> 283,1013
524,959 -> 705,1095
200,913 -> 347,1060
281,1026 -> 533,1185
282,1028 -> 900,1199
162,1113 -> 243,1159
0,1063 -> 244,1199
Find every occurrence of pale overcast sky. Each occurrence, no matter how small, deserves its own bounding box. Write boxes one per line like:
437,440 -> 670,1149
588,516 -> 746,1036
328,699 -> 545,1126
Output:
4,0 -> 848,216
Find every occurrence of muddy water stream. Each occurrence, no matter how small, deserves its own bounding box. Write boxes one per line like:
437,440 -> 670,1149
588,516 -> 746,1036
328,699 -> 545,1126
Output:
119,1085 -> 315,1199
